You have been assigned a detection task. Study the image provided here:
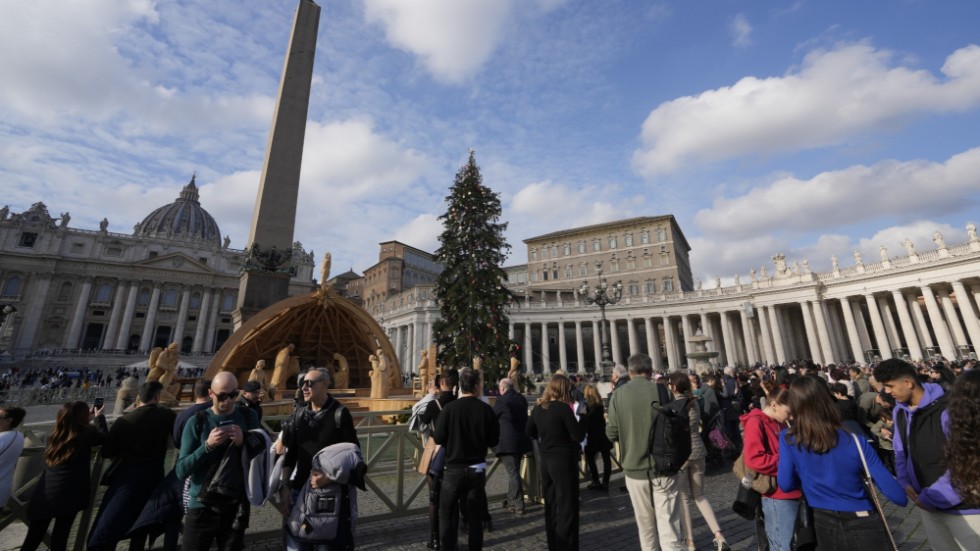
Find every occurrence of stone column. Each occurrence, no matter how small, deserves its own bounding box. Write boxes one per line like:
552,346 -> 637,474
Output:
203,290 -> 222,353
627,318 -> 639,358
864,294 -> 892,360
839,297 -> 865,363
523,322 -> 534,372
173,287 -> 192,348
810,300 -> 836,365
16,274 -> 52,350
393,324 -> 403,373
103,280 -> 128,349
677,316 -> 691,359
799,301 -> 822,364
908,294 -> 935,351
740,309 -> 760,364
767,306 -> 788,365
592,321 -> 602,370
64,278 -> 93,349
757,306 -> 776,365
825,301 -> 848,363
878,297 -> 902,355
719,311 -> 735,367
609,319 -> 622,366
557,321 -> 568,372
891,290 -> 922,361
921,286 -> 955,359
191,289 -> 213,353
937,289 -> 968,349
852,301 -> 873,352
574,321 -> 586,374
664,317 -> 678,371
952,281 -> 980,349
541,322 -> 551,373
115,281 -> 140,350
646,317 -> 665,372
139,285 -> 162,351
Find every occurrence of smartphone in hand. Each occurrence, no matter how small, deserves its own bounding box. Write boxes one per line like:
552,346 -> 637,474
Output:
93,397 -> 104,409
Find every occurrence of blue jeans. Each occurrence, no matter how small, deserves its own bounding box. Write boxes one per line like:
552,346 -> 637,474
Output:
761,497 -> 799,551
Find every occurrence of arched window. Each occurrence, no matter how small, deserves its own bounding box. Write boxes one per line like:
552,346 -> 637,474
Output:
162,288 -> 178,307
95,283 -> 113,303
137,288 -> 151,306
58,281 -> 73,300
190,292 -> 202,310
2,276 -> 22,297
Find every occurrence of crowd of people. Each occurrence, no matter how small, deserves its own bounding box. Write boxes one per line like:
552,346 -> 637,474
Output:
0,365 -> 206,391
2,352 -> 979,551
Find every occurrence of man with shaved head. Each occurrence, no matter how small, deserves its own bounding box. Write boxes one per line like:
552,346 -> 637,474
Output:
176,371 -> 259,551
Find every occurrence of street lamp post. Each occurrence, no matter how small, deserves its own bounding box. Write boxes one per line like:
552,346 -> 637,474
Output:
578,262 -> 622,377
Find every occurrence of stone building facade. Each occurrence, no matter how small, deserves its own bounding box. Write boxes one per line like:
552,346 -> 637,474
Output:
375,222 -> 980,375
361,241 -> 443,312
0,178 -> 315,354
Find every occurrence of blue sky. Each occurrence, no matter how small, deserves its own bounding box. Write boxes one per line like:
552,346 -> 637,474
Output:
2,0 -> 980,285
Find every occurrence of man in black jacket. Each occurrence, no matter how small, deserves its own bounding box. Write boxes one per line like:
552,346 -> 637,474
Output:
493,378 -> 531,515
279,368 -> 359,551
433,368 -> 499,551
88,381 -> 176,551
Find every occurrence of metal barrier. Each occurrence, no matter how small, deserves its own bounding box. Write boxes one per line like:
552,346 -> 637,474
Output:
4,409 -> 623,548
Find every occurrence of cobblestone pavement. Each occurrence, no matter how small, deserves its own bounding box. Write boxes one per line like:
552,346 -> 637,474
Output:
243,466 -> 930,551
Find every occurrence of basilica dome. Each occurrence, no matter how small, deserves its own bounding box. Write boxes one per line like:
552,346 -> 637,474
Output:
136,176 -> 222,247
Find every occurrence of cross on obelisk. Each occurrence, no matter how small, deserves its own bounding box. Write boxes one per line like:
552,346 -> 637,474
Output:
233,0 -> 321,329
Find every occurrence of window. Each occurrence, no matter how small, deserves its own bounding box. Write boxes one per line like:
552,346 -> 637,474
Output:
18,232 -> 38,248
579,263 -> 588,276
657,228 -> 667,242
531,271 -> 539,282
592,239 -> 600,252
577,242 -> 585,254
530,249 -> 537,261
190,292 -> 202,310
663,278 -> 673,292
660,253 -> 669,266
628,283 -> 639,296
198,257 -> 208,265
608,236 -> 617,249
563,244 -> 571,256
543,270 -> 549,280
148,251 -> 159,259
551,246 -> 558,258
610,258 -> 620,272
564,265 -> 572,278
94,283 -> 112,303
641,231 -> 650,244
645,281 -> 656,294
625,233 -> 633,247
627,256 -> 636,270
162,288 -> 178,307
137,288 -> 151,306
72,242 -> 85,253
221,294 -> 235,311
58,281 -> 73,300
1,276 -> 22,298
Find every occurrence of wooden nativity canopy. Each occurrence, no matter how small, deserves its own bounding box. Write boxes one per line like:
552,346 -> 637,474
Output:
207,288 -> 397,390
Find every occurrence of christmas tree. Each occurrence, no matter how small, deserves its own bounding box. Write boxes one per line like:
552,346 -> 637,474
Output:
432,150 -> 517,382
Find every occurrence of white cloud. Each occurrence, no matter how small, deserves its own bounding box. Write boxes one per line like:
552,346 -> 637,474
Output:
509,180 -> 622,230
394,213 -> 443,253
632,43 -> 980,176
363,0 -> 565,83
730,14 -> 752,48
692,147 -> 980,238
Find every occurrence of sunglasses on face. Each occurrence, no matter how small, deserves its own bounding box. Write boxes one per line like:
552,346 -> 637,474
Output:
212,390 -> 240,402
301,379 -> 324,388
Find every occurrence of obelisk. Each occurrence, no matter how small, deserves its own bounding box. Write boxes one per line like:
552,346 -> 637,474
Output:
233,0 -> 320,329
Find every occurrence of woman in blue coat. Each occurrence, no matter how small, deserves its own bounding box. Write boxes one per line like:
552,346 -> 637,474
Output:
778,376 -> 907,551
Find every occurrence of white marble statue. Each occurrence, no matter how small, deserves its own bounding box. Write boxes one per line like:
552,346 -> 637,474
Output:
901,238 -> 916,256
933,231 -> 946,249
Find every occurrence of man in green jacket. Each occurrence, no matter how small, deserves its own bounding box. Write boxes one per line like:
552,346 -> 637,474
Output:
606,354 -> 684,551
177,371 -> 259,551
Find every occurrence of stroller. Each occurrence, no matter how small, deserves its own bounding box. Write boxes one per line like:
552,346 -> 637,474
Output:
702,410 -> 739,470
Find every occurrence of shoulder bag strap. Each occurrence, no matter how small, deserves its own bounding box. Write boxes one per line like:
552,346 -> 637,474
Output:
852,433 -> 899,551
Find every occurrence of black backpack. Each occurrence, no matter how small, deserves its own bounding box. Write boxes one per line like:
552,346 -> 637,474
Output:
648,385 -> 692,476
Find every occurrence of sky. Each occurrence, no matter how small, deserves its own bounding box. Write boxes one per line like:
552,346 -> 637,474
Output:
2,0 -> 980,285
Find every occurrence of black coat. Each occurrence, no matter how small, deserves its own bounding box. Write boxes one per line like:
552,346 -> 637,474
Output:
493,390 -> 532,456
27,416 -> 107,519
526,401 -> 587,457
583,404 -> 612,453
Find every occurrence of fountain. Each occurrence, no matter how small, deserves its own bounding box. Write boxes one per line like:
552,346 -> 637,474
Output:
686,329 -> 719,375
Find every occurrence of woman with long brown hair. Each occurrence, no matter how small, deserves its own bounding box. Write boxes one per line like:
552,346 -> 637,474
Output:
22,401 -> 107,551
526,373 -> 587,551
944,369 -> 980,548
582,384 -> 612,491
777,376 -> 906,551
